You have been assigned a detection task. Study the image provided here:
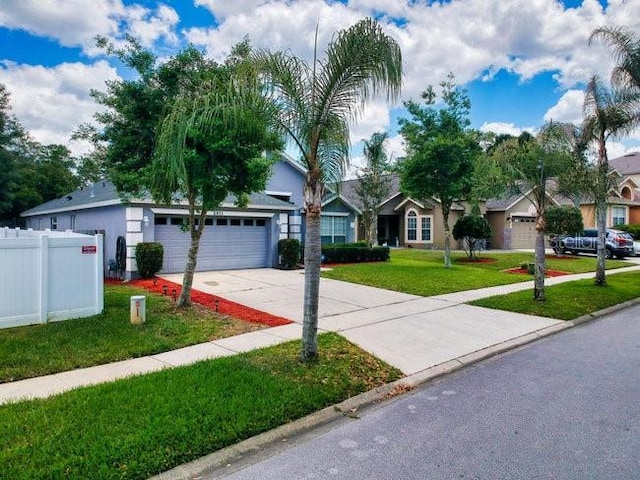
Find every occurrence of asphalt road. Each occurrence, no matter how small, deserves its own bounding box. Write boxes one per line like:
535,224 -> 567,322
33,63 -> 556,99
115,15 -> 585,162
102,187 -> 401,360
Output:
212,304 -> 640,480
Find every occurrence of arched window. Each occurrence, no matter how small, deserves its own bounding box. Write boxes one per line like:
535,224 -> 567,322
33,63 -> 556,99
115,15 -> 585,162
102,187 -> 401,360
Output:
407,210 -> 417,241
405,209 -> 433,243
621,186 -> 632,200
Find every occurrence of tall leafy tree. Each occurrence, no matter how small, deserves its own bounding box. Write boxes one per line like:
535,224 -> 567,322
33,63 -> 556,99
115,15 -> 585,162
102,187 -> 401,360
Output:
255,17 -> 402,362
355,131 -> 393,246
152,46 -> 282,307
581,75 -> 639,285
398,74 -> 480,268
484,125 -> 575,300
92,37 -> 218,195
0,84 -> 80,223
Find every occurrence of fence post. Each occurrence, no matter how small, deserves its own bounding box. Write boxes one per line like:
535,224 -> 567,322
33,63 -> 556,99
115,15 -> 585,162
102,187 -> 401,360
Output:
96,234 -> 104,314
39,235 -> 49,324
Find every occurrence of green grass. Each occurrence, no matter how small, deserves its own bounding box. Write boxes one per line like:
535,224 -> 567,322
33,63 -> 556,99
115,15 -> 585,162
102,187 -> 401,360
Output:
321,249 -> 631,297
469,270 -> 640,320
0,285 -> 264,383
0,333 -> 402,480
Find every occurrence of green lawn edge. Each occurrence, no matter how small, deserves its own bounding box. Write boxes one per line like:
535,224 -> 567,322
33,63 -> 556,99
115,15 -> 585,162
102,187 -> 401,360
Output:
321,249 -> 632,297
470,270 -> 640,320
0,333 -> 402,480
0,284 -> 265,383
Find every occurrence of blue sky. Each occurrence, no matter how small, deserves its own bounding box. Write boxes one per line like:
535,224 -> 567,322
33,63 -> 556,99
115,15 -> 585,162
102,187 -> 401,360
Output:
1,0 -> 639,167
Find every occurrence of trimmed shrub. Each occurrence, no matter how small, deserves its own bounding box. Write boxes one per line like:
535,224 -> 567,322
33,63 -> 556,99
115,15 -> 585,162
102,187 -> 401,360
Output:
321,244 -> 390,263
452,215 -> 492,260
278,238 -> 301,269
135,242 -> 164,278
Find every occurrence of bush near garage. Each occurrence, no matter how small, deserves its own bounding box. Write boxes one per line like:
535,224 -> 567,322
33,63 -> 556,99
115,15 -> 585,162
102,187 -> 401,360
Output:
278,238 -> 301,269
321,243 -> 390,263
135,242 -> 164,278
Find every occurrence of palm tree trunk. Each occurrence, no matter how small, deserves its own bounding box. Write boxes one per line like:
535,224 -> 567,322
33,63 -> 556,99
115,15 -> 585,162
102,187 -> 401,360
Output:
594,198 -> 607,286
533,228 -> 546,301
594,142 -> 608,286
301,207 -> 321,362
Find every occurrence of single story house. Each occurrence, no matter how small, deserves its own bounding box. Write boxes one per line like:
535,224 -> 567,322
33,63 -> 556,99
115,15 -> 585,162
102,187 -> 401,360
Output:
21,155 -> 358,279
339,175 -> 474,249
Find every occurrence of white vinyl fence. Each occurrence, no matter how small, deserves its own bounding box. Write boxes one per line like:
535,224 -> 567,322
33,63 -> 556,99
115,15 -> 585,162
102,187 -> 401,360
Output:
0,228 -> 104,329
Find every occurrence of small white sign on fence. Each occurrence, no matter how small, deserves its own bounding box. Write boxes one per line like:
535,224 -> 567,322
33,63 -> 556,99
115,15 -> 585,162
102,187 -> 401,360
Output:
0,229 -> 104,329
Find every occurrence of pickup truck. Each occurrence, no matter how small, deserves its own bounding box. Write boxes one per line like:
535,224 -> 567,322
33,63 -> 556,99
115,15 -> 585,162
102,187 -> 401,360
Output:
552,228 -> 635,259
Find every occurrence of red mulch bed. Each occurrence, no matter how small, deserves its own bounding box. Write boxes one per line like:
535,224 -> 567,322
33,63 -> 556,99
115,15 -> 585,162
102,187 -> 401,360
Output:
105,277 -> 292,327
503,268 -> 570,277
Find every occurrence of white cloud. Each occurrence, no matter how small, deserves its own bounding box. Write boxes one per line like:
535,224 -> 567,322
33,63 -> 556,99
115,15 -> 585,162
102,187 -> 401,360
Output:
543,89 -> 584,125
0,0 -> 179,55
0,60 -> 120,155
479,122 -> 535,137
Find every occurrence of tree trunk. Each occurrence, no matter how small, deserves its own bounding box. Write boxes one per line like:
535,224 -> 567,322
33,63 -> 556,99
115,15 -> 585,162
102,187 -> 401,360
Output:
594,197 -> 607,286
177,207 -> 205,307
594,141 -> 608,286
533,227 -> 546,301
371,211 -> 379,247
442,205 -> 452,268
301,174 -> 323,362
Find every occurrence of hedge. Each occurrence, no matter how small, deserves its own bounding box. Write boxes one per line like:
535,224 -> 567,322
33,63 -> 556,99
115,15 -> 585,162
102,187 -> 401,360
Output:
321,244 -> 390,263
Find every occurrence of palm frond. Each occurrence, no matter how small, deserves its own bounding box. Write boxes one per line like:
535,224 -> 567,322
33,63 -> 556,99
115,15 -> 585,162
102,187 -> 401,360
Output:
590,26 -> 640,90
316,17 -> 402,126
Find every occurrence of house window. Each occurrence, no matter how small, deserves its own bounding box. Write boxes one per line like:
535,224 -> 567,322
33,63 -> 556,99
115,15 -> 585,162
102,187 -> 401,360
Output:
407,211 -> 417,241
421,216 -> 432,242
50,217 -> 58,230
612,206 -> 626,226
70,215 -> 76,231
321,215 -> 347,244
405,209 -> 433,243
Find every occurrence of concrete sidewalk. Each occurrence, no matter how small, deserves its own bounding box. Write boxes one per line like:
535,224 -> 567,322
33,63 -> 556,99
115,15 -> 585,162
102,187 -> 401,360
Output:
2,261 -> 640,405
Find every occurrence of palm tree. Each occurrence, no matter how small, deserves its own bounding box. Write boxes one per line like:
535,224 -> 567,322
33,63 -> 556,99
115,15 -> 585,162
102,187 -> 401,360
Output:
356,131 -> 392,247
590,26 -> 640,92
582,75 -> 638,285
255,18 -> 402,362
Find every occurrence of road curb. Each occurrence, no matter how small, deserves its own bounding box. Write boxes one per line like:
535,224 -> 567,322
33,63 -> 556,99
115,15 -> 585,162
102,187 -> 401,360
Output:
152,299 -> 639,480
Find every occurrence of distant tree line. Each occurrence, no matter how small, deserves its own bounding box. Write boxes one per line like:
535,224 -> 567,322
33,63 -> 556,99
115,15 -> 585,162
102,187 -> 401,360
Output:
0,84 -> 103,226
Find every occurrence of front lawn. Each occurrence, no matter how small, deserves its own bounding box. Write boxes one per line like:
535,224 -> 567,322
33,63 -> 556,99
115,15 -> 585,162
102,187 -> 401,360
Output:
0,284 -> 265,383
321,249 -> 631,297
470,270 -> 640,320
0,333 -> 402,480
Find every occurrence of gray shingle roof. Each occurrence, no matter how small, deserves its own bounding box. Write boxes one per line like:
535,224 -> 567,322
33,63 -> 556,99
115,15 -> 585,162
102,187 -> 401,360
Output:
610,152 -> 640,175
21,180 -> 295,217
21,180 -> 120,216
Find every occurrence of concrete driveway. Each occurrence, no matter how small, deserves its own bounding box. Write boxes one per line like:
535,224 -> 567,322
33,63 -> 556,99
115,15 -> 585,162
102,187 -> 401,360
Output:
162,269 -> 564,375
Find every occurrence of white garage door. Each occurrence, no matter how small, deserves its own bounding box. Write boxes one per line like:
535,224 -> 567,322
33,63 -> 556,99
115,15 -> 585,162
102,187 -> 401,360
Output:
154,216 -> 269,273
510,216 -> 536,249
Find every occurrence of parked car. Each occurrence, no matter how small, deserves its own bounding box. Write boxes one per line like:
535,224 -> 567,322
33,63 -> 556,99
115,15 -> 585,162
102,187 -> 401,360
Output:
634,239 -> 640,257
551,228 -> 635,259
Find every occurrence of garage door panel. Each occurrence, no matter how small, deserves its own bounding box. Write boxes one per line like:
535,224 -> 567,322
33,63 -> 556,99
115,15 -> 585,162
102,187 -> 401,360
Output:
510,217 -> 536,249
155,219 -> 269,273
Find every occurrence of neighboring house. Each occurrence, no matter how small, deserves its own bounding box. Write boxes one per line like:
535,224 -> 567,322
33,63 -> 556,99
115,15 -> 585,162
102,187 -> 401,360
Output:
483,180 -> 571,250
609,151 -> 640,224
340,175 -> 471,249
